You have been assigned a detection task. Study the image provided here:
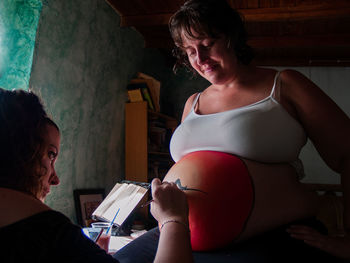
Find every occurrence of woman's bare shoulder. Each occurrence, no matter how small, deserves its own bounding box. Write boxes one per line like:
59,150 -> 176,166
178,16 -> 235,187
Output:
0,188 -> 50,227
278,69 -> 315,88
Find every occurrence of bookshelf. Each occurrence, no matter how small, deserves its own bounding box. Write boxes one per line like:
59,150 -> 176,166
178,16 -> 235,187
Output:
125,101 -> 178,183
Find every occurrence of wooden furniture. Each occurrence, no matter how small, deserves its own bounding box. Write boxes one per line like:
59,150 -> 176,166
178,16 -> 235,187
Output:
125,101 -> 178,183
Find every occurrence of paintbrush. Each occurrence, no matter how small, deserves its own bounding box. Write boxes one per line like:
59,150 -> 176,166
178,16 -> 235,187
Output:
140,180 -> 207,208
106,207 -> 120,235
94,228 -> 104,243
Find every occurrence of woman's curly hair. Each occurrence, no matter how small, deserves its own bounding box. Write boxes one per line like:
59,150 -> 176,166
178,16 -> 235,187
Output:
169,0 -> 254,75
0,88 -> 59,197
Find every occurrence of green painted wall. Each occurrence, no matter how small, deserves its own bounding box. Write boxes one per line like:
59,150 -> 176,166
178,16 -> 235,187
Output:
0,0 -> 42,90
29,0 -> 148,222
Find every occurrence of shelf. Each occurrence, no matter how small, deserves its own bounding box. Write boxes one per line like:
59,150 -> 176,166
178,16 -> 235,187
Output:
125,101 -> 178,183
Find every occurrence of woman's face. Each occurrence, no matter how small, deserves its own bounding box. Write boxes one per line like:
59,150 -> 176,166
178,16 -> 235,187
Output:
37,123 -> 60,202
181,31 -> 237,85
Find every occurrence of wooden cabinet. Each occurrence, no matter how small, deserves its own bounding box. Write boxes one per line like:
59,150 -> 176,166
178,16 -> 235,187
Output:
125,101 -> 178,183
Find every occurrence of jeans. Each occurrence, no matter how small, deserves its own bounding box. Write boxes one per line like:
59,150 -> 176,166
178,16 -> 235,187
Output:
113,217 -> 340,263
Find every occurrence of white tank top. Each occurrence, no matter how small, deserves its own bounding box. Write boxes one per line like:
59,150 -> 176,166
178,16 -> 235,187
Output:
170,72 -> 307,164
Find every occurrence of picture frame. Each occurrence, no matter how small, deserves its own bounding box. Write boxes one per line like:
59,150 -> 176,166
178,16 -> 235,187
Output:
73,188 -> 105,227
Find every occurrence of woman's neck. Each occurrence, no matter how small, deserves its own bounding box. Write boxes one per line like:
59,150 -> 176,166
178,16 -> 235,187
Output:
210,64 -> 258,92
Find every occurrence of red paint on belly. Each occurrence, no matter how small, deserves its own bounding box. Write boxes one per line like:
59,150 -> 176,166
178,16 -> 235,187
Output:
163,151 -> 254,251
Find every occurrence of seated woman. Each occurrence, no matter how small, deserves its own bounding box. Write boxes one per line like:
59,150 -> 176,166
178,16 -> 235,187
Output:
114,0 -> 350,262
0,88 -> 193,263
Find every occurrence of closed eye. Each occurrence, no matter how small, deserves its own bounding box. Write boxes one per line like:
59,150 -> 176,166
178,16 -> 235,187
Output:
186,49 -> 196,57
202,40 -> 214,49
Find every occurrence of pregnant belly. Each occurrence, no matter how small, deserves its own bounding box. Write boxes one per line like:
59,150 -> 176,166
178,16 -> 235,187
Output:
163,151 -> 319,251
163,151 -> 254,251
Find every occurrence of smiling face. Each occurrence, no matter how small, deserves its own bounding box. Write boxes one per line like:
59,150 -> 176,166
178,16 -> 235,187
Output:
181,32 -> 238,86
36,123 -> 60,202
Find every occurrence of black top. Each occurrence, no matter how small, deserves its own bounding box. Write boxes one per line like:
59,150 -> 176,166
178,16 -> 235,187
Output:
0,210 -> 119,263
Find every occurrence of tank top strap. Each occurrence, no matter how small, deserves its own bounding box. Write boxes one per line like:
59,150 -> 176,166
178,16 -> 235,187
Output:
190,92 -> 202,112
269,71 -> 281,100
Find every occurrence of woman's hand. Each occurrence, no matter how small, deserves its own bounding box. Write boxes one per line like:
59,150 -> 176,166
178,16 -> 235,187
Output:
150,178 -> 189,225
151,178 -> 193,263
287,224 -> 350,259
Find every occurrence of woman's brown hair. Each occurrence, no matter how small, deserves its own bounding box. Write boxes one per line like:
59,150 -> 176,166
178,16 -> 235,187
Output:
169,0 -> 254,75
0,88 -> 59,198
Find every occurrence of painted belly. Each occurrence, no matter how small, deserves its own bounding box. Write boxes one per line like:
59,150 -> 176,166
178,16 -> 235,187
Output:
163,151 -> 254,251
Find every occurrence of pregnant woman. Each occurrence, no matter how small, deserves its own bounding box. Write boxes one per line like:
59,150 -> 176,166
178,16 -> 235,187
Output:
114,0 -> 350,262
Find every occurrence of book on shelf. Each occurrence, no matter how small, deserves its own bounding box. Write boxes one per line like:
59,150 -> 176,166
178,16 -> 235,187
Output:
132,73 -> 161,112
137,72 -> 161,112
92,180 -> 150,228
140,86 -> 155,111
127,88 -> 143,103
127,81 -> 155,110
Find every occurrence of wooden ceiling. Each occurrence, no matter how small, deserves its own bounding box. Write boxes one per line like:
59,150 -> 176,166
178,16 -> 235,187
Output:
106,0 -> 350,66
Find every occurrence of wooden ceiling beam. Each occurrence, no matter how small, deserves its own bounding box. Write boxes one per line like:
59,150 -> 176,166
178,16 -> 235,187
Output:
248,34 -> 350,48
241,4 -> 350,22
119,4 -> 350,27
143,36 -> 350,49
106,0 -> 350,66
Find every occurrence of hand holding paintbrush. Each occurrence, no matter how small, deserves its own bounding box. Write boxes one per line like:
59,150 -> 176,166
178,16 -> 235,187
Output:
144,179 -> 190,229
140,178 -> 206,208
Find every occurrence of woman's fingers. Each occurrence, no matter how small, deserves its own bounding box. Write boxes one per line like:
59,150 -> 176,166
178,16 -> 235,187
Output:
288,224 -> 350,259
150,178 -> 188,224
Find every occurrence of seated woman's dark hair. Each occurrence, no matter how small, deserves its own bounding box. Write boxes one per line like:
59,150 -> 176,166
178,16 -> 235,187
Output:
0,88 -> 59,197
169,0 -> 254,75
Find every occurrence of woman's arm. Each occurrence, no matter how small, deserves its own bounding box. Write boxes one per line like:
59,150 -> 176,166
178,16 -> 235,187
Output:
155,220 -> 192,263
281,70 -> 350,219
150,178 -> 193,263
282,69 -> 350,258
